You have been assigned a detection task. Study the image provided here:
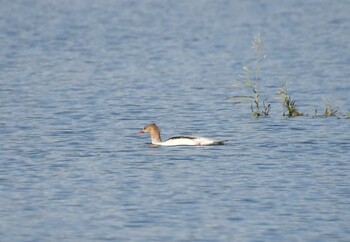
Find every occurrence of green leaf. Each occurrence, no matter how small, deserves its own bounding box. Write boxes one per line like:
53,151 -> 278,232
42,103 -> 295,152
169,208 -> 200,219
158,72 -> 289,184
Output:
243,66 -> 253,73
243,82 -> 252,88
231,83 -> 241,87
252,112 -> 260,117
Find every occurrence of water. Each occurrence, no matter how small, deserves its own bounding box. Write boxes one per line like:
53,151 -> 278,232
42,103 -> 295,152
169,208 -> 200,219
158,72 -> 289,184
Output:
1,0 -> 350,241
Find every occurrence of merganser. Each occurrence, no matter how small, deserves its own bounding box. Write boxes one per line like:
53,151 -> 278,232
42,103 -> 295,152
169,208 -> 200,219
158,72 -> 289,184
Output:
137,123 -> 225,146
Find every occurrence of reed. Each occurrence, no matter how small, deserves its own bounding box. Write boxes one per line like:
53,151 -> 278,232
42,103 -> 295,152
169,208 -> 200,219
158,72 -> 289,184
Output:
346,111 -> 350,119
227,34 -> 347,119
227,33 -> 270,117
313,97 -> 339,118
322,97 -> 339,117
276,82 -> 303,117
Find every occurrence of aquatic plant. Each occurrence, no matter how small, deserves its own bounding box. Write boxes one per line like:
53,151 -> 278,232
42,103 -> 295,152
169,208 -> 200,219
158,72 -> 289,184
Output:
322,97 -> 339,117
346,111 -> 350,119
276,82 -> 302,117
227,33 -> 270,117
313,97 -> 339,118
226,34 -> 349,120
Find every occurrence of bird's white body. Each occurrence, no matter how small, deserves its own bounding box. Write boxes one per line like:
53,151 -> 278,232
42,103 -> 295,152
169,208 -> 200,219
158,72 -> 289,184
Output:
154,136 -> 223,146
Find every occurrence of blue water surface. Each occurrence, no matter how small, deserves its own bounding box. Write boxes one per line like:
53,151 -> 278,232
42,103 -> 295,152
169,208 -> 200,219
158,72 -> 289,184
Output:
1,1 -> 350,241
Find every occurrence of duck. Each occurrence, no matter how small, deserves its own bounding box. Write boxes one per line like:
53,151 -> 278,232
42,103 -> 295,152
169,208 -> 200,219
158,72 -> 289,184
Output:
137,123 -> 226,146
